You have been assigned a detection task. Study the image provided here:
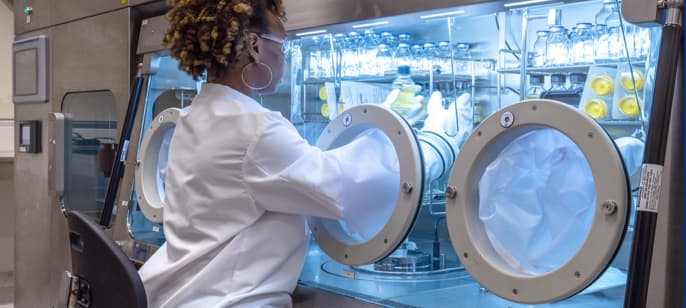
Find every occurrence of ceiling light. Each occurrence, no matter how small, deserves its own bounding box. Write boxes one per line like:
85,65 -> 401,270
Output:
352,21 -> 390,29
295,29 -> 327,37
420,10 -> 465,19
504,0 -> 551,8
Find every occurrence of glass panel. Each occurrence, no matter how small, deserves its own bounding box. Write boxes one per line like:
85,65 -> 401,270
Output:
478,128 -> 595,276
270,16 -> 472,285
61,90 -> 117,221
283,0 -> 662,306
127,54 -> 201,246
125,0 -> 662,303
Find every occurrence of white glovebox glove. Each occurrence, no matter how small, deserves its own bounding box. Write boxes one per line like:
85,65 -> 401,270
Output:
418,92 -> 473,182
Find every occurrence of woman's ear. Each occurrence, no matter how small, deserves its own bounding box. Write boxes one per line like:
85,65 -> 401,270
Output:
245,32 -> 260,61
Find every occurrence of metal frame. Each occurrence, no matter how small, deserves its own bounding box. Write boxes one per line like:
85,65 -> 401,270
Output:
134,107 -> 179,223
446,99 -> 630,304
308,104 -> 424,266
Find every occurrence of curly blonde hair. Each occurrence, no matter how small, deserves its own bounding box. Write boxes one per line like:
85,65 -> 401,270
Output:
163,0 -> 286,80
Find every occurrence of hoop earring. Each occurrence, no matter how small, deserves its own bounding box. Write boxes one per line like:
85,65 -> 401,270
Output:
241,62 -> 273,91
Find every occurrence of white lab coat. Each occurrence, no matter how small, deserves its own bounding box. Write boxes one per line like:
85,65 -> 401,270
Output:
138,83 -> 398,307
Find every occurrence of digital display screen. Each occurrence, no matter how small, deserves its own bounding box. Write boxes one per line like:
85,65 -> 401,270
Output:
20,124 -> 31,146
14,48 -> 38,96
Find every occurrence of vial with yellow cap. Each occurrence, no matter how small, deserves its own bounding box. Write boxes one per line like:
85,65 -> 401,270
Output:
318,86 -> 327,101
617,95 -> 641,117
619,69 -> 645,91
589,74 -> 614,96
582,98 -> 608,120
320,103 -> 345,118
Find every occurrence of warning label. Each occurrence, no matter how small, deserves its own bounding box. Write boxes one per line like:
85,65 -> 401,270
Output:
637,164 -> 663,213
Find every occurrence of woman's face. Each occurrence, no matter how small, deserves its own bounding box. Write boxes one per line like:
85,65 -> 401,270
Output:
254,11 -> 286,94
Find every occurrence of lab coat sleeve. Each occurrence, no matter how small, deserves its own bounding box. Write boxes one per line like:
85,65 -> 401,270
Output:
243,113 -> 400,226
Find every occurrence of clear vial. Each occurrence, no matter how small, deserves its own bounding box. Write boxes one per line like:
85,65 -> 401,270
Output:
411,44 -> 424,74
398,33 -> 412,44
594,24 -> 612,63
381,32 -> 397,49
307,36 -> 321,79
394,42 -> 413,71
571,23 -> 595,64
391,65 -> 420,118
604,0 -> 636,61
531,30 -> 549,67
342,32 -> 360,77
361,30 -> 379,76
453,42 -> 471,74
437,41 -> 452,75
546,26 -> 570,66
422,42 -> 436,74
318,35 -> 333,78
595,0 -> 615,29
376,44 -> 393,76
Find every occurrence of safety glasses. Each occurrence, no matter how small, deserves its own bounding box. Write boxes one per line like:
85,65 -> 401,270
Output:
257,33 -> 288,53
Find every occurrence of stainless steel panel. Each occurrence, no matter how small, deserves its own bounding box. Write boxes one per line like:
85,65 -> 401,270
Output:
13,0 -> 51,35
1,0 -> 12,11
50,0 -> 124,26
14,104 -> 54,306
47,112 -> 67,197
137,14 -> 167,54
14,9 -> 134,308
51,9 -> 132,123
283,0 -> 489,31
0,161 -> 15,273
293,285 -> 383,308
128,0 -> 161,6
622,0 -> 662,25
13,26 -> 54,308
52,9 -> 134,251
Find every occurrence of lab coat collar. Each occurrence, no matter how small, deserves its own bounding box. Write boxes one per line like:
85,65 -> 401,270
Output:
200,82 -> 264,112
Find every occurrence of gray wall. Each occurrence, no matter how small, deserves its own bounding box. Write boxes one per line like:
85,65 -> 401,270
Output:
0,0 -> 15,277
0,161 -> 14,273
13,7 -> 134,307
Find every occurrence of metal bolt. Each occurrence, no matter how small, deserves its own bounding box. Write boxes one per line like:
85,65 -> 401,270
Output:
401,182 -> 413,194
343,113 -> 352,127
445,186 -> 458,199
500,111 -> 515,128
602,200 -> 618,215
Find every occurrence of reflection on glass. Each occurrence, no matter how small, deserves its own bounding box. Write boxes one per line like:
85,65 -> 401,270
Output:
62,91 -> 117,221
478,128 -> 595,275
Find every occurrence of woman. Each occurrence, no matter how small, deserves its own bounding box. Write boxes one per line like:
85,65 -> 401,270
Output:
138,0 -> 399,307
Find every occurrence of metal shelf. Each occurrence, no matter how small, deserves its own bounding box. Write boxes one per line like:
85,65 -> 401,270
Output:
303,73 -> 488,85
497,61 -> 646,75
597,120 -> 644,127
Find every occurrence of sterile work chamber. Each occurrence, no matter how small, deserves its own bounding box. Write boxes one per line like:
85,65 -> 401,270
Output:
121,0 -> 666,306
